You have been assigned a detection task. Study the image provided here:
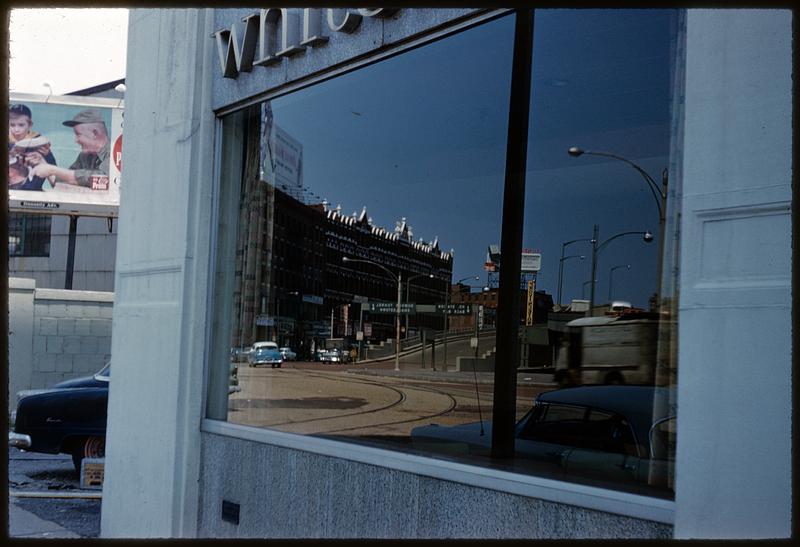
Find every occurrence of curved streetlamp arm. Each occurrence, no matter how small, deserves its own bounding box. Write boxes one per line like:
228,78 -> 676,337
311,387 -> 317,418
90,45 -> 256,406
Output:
597,231 -> 650,254
580,150 -> 664,219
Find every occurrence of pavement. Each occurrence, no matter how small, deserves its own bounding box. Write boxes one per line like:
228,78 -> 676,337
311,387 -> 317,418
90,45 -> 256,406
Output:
7,449 -> 102,538
8,496 -> 83,538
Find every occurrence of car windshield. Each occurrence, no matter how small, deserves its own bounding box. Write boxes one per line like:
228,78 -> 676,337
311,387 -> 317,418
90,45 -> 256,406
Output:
96,362 -> 111,378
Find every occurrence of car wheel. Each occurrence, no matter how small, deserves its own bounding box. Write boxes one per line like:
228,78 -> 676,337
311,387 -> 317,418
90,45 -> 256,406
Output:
71,436 -> 106,472
277,363 -> 282,368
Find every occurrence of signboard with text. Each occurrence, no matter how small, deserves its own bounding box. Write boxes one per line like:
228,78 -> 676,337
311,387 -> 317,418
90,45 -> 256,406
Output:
435,303 -> 473,315
521,252 -> 542,273
365,302 -> 416,314
9,93 -> 123,217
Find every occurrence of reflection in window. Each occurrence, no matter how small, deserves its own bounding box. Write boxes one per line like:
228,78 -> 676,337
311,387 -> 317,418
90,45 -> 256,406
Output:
208,9 -> 680,499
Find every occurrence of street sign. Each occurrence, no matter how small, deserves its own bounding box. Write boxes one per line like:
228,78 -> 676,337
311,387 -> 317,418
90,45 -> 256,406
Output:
353,295 -> 369,303
521,252 -> 541,272
526,279 -> 535,326
365,302 -> 416,313
363,323 -> 372,336
356,331 -> 364,341
470,337 -> 479,348
435,303 -> 472,315
255,315 -> 274,326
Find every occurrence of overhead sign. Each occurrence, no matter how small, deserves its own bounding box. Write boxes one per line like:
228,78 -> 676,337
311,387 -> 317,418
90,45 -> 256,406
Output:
521,252 -> 541,272
435,303 -> 472,315
255,315 -> 274,326
9,93 -> 123,217
302,294 -> 323,305
365,302 -> 416,314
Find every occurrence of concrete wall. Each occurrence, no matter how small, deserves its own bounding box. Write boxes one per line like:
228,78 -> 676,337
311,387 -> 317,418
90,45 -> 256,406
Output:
7,277 -> 113,413
198,432 -> 671,539
674,9 -> 792,539
9,215 -> 118,292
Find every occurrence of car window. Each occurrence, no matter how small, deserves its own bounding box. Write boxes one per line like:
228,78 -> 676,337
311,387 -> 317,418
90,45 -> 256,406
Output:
585,410 -> 638,456
518,404 -> 636,456
518,403 -> 587,445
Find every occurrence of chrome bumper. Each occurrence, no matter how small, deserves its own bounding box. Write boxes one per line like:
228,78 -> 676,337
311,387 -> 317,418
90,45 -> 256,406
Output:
9,432 -> 32,449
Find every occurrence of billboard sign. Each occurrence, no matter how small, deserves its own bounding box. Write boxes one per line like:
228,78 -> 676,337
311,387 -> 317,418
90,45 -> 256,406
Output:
8,93 -> 123,217
521,252 -> 541,272
261,102 -> 303,194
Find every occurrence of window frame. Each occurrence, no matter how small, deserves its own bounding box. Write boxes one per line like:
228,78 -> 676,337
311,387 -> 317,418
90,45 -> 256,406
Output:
201,7 -> 679,524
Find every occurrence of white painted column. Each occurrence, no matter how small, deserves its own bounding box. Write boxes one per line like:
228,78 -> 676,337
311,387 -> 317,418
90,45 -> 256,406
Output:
100,9 -> 216,538
675,9 -> 792,538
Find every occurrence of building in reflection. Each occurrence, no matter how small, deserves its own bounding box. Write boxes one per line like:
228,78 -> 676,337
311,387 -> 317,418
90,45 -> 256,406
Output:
239,185 -> 453,357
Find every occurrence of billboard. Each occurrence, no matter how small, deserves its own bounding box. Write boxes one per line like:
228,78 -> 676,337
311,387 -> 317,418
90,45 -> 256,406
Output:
261,101 -> 303,194
8,93 -> 123,217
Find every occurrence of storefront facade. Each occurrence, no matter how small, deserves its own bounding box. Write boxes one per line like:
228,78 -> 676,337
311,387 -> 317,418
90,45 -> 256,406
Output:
100,9 -> 791,538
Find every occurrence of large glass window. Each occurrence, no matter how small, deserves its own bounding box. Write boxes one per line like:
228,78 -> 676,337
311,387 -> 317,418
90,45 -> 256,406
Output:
208,9 -> 680,499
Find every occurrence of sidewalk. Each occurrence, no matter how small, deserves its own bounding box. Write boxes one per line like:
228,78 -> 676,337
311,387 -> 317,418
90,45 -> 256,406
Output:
8,496 -> 81,538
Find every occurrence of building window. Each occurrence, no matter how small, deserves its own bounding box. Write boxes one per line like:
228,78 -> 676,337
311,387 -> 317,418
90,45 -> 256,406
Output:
8,213 -> 51,257
208,9 -> 680,500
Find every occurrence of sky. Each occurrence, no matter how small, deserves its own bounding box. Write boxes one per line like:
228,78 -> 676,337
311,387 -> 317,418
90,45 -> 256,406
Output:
266,10 -> 675,308
9,8 -> 128,95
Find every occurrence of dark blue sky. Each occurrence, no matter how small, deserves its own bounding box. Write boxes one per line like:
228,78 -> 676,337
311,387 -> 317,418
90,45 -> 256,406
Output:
267,9 -> 677,308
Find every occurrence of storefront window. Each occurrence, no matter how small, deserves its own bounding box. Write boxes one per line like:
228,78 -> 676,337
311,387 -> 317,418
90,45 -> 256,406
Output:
208,9 -> 679,499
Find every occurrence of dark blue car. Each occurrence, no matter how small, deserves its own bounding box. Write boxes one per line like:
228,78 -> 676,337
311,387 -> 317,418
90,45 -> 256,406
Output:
9,363 -> 110,471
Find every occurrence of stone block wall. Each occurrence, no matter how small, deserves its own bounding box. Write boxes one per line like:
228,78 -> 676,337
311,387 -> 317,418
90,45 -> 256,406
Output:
7,278 -> 114,413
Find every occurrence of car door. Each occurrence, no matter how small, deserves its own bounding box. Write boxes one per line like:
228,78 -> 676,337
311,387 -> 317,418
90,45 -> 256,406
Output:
515,403 -> 587,474
558,409 -> 642,484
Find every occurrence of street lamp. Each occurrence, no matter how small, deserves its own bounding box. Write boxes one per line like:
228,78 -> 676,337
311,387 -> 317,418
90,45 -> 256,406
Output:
442,275 -> 480,372
588,224 -> 653,314
557,251 -> 586,307
608,264 -> 631,302
405,273 -> 434,338
343,256 -> 402,372
568,146 -> 668,307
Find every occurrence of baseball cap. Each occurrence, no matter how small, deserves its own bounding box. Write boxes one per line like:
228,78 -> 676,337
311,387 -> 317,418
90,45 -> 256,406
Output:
63,109 -> 105,127
9,104 -> 32,118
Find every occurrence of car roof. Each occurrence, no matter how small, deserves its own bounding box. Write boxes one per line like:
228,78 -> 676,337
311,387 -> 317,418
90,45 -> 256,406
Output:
537,385 -> 675,432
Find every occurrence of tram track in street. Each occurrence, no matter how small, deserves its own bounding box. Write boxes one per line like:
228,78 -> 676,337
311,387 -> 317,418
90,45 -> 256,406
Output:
233,364 -> 461,433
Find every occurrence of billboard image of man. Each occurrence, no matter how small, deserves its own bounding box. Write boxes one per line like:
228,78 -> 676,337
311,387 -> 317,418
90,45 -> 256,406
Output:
28,109 -> 110,190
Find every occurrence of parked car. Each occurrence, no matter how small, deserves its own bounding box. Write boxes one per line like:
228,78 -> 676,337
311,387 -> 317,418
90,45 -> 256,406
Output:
248,341 -> 283,368
321,348 -> 350,364
411,385 -> 676,487
9,363 -> 111,472
279,347 -> 297,361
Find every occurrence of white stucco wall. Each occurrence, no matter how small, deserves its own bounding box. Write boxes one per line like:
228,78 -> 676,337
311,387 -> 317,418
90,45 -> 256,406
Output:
674,9 -> 792,539
100,7 -> 792,539
100,8 -> 216,538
